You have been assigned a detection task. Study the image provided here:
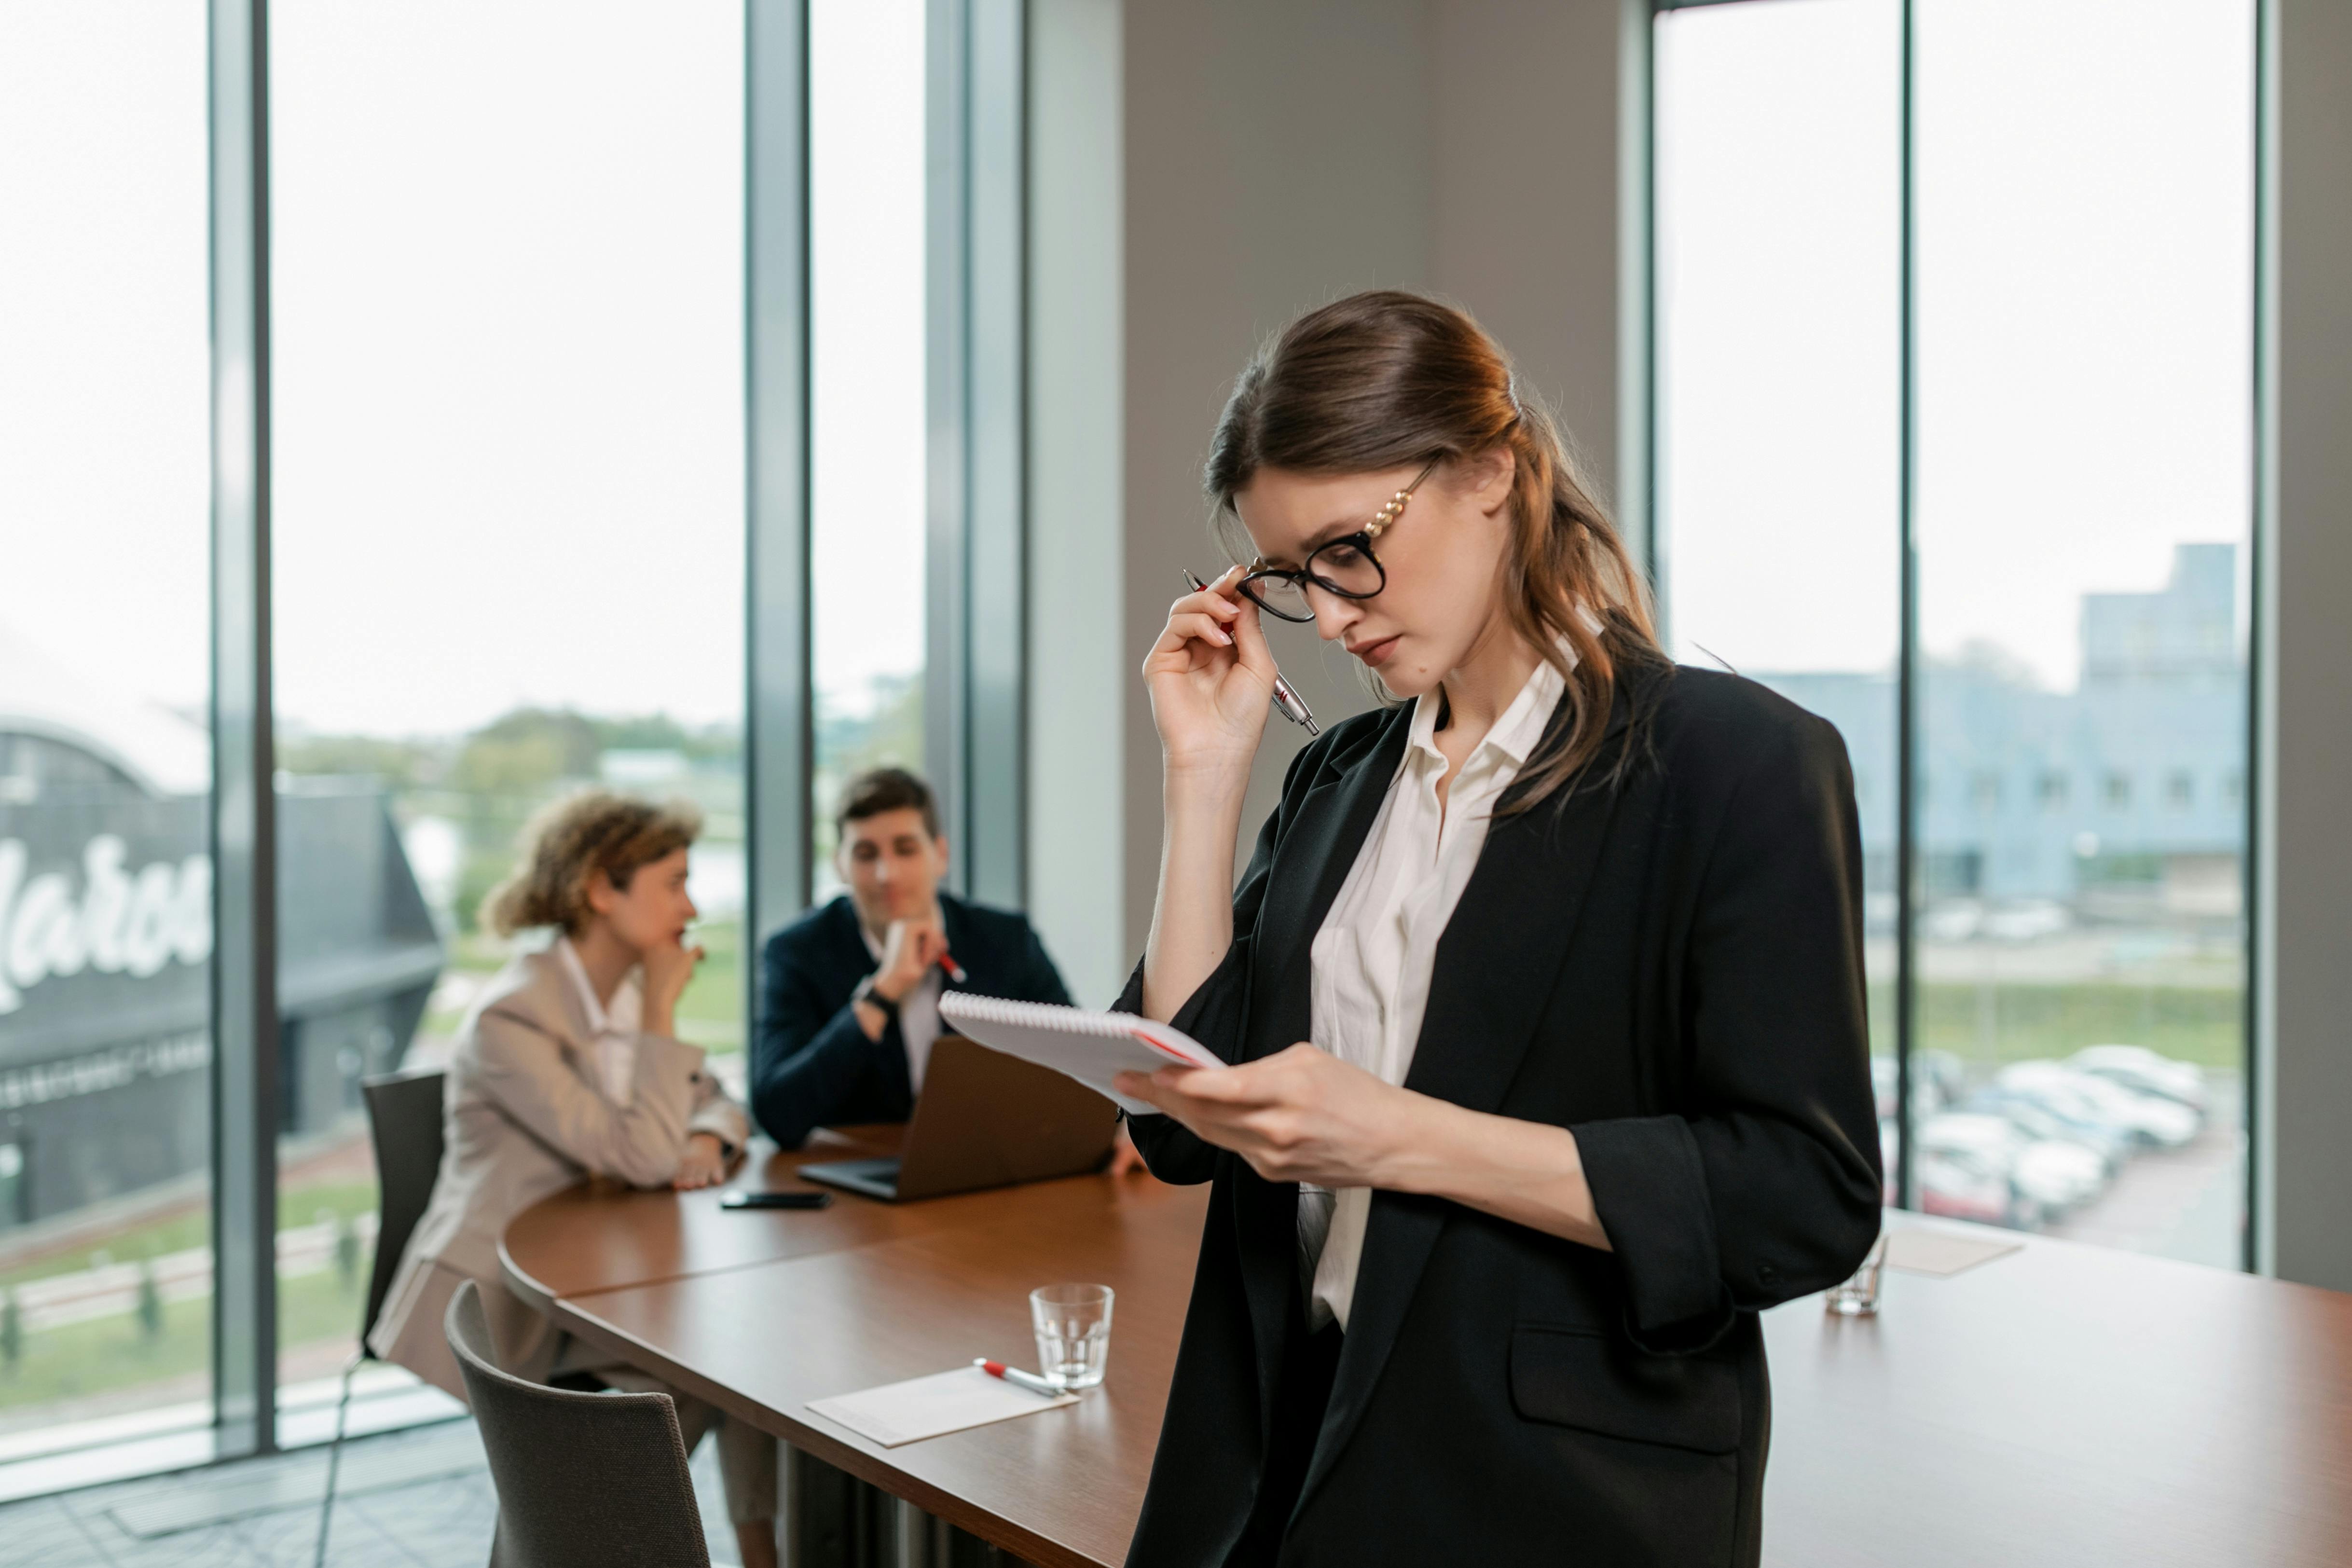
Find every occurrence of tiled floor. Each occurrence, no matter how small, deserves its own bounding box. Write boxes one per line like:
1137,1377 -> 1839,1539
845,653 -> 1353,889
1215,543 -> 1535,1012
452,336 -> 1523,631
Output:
0,1417 -> 745,1567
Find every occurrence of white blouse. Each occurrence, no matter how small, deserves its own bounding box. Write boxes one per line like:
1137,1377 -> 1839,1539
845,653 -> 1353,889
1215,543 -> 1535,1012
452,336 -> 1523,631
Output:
1302,648 -> 1570,1332
554,934 -> 646,1107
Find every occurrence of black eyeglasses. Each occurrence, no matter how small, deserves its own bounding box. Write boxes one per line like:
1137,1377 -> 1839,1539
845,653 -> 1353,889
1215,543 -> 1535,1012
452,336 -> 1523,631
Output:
1234,458 -> 1442,623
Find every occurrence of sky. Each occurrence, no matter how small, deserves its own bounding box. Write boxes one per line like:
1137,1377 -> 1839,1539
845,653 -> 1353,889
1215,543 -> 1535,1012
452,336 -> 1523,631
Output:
1657,0 -> 2255,692
3,0 -> 2254,741
3,0 -> 924,740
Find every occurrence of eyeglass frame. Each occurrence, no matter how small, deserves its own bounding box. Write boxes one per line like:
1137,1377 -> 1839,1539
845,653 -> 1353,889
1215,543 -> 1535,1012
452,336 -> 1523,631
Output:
1232,457 -> 1444,624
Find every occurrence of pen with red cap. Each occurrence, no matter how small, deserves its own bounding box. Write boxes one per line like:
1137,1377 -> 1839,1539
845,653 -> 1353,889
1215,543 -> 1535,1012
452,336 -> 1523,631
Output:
973,1358 -> 1063,1396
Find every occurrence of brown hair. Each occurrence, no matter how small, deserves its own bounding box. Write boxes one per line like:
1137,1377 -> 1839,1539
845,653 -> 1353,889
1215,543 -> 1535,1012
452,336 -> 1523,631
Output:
481,790 -> 702,937
836,766 -> 942,840
1205,290 -> 1664,808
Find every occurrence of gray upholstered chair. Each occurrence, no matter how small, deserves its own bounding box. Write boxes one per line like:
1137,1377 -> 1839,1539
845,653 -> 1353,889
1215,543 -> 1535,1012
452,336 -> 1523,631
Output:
444,1278 -> 712,1568
316,1067 -> 448,1568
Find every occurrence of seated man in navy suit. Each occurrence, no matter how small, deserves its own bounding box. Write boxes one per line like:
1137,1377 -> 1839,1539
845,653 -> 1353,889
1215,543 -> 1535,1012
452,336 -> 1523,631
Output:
752,767 -> 1077,1148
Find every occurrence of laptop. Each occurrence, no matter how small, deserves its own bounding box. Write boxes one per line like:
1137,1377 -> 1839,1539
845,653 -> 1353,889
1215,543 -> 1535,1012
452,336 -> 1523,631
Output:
799,1035 -> 1121,1201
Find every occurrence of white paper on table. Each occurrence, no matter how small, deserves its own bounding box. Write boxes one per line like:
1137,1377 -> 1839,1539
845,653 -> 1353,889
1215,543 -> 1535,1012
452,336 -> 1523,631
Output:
1884,1229 -> 2022,1278
938,993 -> 1224,1114
805,1366 -> 1077,1448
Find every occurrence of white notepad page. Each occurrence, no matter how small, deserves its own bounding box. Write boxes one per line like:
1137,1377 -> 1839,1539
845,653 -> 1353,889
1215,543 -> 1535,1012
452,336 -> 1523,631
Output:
936,993 -> 1224,1114
806,1366 -> 1076,1448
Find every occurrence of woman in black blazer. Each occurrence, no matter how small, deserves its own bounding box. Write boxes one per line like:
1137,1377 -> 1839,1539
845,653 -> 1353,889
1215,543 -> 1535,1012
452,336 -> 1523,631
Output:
1111,291 -> 1882,1568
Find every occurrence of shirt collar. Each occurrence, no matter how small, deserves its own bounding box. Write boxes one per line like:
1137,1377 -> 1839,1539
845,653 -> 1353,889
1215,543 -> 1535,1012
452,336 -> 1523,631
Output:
1406,637 -> 1576,772
553,934 -> 640,1036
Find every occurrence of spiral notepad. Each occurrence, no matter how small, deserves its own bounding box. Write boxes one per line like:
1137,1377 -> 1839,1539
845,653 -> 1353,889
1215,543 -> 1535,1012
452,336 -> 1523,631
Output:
937,993 -> 1224,1114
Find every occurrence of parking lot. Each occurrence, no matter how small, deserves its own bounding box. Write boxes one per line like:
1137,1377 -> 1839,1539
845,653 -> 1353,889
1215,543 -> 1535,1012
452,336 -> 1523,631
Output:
2045,1073 -> 2244,1269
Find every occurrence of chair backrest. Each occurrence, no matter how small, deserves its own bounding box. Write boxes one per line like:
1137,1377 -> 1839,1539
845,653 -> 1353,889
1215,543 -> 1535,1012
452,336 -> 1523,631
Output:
360,1067 -> 447,1349
444,1280 -> 711,1568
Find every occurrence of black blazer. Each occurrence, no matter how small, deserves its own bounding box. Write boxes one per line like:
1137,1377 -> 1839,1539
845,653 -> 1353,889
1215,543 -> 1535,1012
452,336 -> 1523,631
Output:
750,891 -> 1073,1148
1119,660 -> 1882,1568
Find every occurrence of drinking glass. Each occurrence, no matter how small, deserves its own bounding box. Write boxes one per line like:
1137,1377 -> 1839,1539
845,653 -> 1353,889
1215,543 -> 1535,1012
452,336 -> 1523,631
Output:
1825,1232 -> 1889,1317
1030,1283 -> 1114,1390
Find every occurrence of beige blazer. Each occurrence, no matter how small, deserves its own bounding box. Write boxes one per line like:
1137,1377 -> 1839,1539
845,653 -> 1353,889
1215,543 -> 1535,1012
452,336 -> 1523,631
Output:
368,947 -> 749,1400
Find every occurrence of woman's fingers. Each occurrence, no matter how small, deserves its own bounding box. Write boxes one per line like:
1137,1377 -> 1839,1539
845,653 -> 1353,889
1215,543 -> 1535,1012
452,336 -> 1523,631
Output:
1224,580 -> 1273,669
1170,610 -> 1233,649
1145,613 -> 1235,675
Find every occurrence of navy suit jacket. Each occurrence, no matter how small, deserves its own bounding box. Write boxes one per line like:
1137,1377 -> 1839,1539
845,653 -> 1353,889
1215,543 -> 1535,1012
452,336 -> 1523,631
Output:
750,892 -> 1073,1148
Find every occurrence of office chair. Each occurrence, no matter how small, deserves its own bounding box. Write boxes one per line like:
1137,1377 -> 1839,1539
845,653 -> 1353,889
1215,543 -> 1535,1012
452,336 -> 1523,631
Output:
313,1067 -> 447,1568
444,1279 -> 712,1568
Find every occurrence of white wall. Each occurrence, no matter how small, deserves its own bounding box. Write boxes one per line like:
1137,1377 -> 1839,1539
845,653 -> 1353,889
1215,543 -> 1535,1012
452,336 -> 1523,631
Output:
1079,0 -> 1634,958
2261,0 -> 2352,1291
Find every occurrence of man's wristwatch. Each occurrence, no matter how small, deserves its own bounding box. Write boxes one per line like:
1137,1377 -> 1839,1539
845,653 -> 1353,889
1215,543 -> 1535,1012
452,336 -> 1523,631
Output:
852,975 -> 900,1025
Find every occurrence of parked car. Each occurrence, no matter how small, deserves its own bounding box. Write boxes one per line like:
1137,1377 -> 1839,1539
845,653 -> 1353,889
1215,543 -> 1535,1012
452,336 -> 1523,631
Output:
1915,1048 -> 1968,1108
1872,1056 -> 1948,1127
1919,1111 -> 2106,1217
1962,1087 -> 2133,1175
1999,1061 -> 2201,1150
2067,1045 -> 2210,1118
1917,1146 -> 2025,1228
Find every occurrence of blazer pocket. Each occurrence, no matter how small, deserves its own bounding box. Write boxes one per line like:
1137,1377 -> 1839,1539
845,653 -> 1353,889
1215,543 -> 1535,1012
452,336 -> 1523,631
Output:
1509,1322 -> 1741,1455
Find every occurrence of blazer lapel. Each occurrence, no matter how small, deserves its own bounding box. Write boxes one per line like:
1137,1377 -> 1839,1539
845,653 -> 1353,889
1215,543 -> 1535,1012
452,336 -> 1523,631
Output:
1295,683 -> 1637,1513
1247,706 -> 1415,1057
1236,706 -> 1413,1443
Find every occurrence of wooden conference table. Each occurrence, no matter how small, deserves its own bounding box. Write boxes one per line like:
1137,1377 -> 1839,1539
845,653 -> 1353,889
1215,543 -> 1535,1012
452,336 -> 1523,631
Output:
503,1128 -> 2352,1568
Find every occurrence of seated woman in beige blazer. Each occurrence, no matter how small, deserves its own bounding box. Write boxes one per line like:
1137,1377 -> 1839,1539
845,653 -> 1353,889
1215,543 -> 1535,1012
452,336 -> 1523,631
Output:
371,791 -> 777,1568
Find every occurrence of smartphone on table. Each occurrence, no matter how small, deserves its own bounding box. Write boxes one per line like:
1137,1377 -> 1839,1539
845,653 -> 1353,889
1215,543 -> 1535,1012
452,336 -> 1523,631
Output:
719,1189 -> 832,1210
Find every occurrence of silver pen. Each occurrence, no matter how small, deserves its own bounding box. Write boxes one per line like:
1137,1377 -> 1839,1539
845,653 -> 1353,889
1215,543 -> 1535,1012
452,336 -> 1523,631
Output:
1183,569 -> 1320,737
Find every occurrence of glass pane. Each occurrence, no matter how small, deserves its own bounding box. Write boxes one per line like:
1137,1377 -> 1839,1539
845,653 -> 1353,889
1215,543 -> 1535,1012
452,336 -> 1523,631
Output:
810,0 -> 928,896
270,0 -> 746,1436
1655,0 -> 1904,1198
0,1 -> 215,1462
1914,0 -> 2253,1262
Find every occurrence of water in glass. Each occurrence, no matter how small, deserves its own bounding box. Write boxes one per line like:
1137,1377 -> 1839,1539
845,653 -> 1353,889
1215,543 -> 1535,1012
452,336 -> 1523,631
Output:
1030,1283 -> 1114,1390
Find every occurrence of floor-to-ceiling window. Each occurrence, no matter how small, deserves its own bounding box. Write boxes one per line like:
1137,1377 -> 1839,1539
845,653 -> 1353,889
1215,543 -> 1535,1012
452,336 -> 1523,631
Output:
0,0 -> 217,1474
1655,0 -> 1905,1197
268,0 -> 748,1437
0,0 -> 1018,1495
808,0 -> 929,894
1655,0 -> 2255,1266
1910,0 -> 2254,1265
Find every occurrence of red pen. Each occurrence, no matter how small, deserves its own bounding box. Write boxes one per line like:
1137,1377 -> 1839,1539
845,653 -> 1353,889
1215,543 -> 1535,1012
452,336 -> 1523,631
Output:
938,951 -> 969,984
973,1358 -> 1061,1396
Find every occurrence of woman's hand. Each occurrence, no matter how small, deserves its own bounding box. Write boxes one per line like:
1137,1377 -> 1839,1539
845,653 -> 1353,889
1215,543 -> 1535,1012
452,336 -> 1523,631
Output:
1112,1044 -> 1415,1189
672,1131 -> 727,1190
1143,566 -> 1277,785
640,936 -> 705,1038
1114,1045 -> 1613,1250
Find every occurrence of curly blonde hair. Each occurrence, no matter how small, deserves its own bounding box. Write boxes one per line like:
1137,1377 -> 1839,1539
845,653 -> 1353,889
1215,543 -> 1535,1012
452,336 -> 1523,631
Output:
481,791 -> 703,937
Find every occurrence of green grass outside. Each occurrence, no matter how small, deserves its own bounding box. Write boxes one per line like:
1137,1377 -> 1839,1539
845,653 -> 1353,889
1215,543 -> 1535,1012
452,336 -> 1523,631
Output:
0,1235 -> 373,1415
1868,980 -> 2242,1072
0,1179 -> 381,1293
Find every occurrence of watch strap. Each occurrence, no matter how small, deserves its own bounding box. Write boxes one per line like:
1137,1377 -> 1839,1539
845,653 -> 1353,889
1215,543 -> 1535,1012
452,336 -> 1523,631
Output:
853,975 -> 900,1024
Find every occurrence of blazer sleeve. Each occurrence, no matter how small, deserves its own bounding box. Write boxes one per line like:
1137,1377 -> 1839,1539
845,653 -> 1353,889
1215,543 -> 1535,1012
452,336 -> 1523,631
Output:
686,1075 -> 752,1153
1571,713 -> 1884,1354
470,1008 -> 705,1189
750,929 -> 893,1149
1114,743 -> 1312,1186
